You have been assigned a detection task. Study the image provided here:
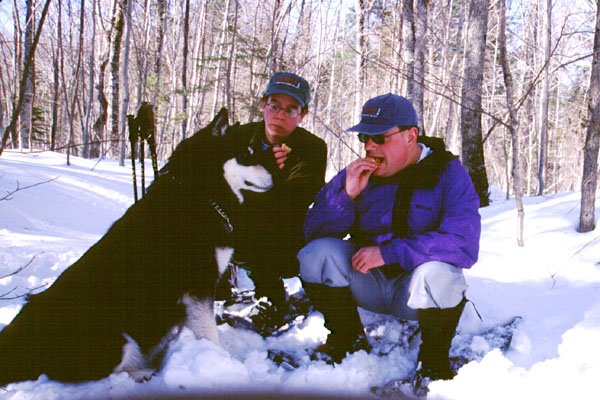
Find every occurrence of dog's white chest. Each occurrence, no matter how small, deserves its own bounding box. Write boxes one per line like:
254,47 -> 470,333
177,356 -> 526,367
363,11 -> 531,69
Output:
215,247 -> 234,275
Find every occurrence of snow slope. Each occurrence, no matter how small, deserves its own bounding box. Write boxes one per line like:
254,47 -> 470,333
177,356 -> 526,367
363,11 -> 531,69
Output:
1,150 -> 600,399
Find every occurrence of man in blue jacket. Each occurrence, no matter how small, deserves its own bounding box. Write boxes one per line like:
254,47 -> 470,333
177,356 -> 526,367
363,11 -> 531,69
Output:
298,94 -> 481,390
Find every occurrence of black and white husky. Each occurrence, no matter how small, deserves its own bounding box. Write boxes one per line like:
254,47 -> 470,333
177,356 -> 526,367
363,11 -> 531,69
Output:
0,108 -> 273,385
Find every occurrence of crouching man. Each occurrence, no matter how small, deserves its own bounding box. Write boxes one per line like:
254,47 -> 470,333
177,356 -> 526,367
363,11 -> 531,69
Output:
297,93 -> 481,394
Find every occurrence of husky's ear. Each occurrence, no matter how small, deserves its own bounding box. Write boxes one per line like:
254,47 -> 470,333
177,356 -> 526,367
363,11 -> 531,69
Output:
211,107 -> 229,137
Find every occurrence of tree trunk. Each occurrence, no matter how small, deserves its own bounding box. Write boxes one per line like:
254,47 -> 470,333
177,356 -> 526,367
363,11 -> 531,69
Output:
225,0 -> 239,115
82,0 -> 94,159
19,0 -> 34,150
211,0 -> 232,116
110,0 -> 126,159
460,0 -> 491,207
136,0 -> 152,106
498,0 -> 525,246
119,0 -> 133,166
355,0 -> 367,119
537,0 -> 552,196
152,0 -> 167,105
402,0 -> 415,101
413,0 -> 428,131
50,2 -> 61,152
181,0 -> 190,140
579,2 -> 600,233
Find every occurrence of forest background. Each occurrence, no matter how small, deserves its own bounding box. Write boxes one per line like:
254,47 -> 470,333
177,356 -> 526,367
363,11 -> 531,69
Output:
0,0 -> 599,235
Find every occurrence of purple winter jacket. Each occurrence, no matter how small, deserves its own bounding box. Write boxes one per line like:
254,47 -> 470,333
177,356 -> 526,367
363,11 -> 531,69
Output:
304,143 -> 481,273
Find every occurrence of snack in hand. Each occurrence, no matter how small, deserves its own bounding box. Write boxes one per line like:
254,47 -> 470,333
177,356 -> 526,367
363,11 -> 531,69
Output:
280,143 -> 292,154
369,157 -> 382,166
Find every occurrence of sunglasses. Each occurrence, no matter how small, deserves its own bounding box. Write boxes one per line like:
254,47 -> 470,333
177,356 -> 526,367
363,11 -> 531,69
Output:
357,127 -> 408,145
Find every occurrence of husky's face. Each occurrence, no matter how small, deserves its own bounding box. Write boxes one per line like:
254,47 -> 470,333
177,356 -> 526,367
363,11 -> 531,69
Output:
224,146 -> 273,204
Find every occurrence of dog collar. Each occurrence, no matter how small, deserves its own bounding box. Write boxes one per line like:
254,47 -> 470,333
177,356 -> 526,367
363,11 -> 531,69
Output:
209,199 -> 233,233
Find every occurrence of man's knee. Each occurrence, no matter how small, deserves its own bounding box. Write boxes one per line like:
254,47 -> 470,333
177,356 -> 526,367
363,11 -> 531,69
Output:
297,238 -> 354,286
407,261 -> 468,309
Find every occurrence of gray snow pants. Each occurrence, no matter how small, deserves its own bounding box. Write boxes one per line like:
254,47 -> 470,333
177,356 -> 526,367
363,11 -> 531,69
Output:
297,237 -> 468,321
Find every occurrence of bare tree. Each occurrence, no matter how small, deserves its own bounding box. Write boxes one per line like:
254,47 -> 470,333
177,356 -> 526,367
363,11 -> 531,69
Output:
0,0 -> 52,157
119,0 -> 133,165
50,0 -> 62,152
109,0 -> 126,160
402,0 -> 416,102
537,0 -> 552,195
460,0 -> 491,207
355,0 -> 367,119
152,0 -> 168,105
19,0 -> 34,150
498,0 -> 525,246
82,0 -> 95,159
181,0 -> 190,140
412,0 -> 428,130
579,1 -> 600,233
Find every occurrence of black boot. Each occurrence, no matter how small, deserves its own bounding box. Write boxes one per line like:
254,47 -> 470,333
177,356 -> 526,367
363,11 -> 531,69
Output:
413,298 -> 467,395
303,282 -> 370,363
250,277 -> 289,336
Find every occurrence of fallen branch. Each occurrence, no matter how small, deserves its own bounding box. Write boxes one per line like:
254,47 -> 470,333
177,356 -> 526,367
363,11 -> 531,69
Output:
0,256 -> 48,300
1,177 -> 58,201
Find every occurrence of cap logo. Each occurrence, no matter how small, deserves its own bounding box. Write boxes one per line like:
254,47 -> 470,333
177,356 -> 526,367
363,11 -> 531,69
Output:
275,76 -> 301,89
361,106 -> 381,118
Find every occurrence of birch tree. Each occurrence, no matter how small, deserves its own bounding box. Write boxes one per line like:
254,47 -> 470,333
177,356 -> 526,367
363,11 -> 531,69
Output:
498,0 -> 525,246
402,0 -> 416,102
181,0 -> 190,140
355,0 -> 367,119
537,0 -> 552,195
412,0 -> 428,130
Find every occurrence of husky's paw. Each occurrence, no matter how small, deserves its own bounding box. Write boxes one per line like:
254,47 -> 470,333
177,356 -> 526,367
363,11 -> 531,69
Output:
127,368 -> 155,382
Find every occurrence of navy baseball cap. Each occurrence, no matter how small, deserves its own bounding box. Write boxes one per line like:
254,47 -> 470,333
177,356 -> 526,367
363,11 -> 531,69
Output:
346,93 -> 418,135
263,72 -> 310,108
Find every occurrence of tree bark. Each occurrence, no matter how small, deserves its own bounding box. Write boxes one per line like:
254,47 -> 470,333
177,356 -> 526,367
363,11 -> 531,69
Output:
119,0 -> 133,166
152,0 -> 167,105
402,0 -> 415,101
181,0 -> 190,140
110,0 -> 126,159
225,0 -> 239,116
19,0 -> 35,150
355,0 -> 367,119
82,0 -> 95,159
537,0 -> 552,196
50,0 -> 61,152
579,2 -> 600,233
460,0 -> 491,207
498,0 -> 525,246
413,0 -> 428,131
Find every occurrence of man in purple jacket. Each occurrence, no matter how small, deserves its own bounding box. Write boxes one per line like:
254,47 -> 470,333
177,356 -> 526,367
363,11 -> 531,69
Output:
298,94 -> 481,391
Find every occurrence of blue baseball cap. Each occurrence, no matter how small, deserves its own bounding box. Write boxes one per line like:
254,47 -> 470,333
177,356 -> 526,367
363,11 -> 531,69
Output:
346,93 -> 418,135
263,72 -> 310,108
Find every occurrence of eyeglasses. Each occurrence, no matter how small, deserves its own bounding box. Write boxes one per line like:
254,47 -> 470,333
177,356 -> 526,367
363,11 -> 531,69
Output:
265,102 -> 301,118
357,127 -> 406,145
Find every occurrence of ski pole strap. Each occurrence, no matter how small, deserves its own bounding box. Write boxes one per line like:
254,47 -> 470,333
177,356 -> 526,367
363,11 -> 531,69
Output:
127,114 -> 139,202
147,133 -> 159,179
140,140 -> 146,197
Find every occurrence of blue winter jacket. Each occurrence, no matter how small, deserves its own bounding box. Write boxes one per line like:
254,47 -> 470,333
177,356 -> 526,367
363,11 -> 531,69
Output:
304,138 -> 481,274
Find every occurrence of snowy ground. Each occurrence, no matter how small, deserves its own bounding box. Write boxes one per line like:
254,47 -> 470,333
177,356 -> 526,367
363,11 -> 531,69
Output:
1,150 -> 600,399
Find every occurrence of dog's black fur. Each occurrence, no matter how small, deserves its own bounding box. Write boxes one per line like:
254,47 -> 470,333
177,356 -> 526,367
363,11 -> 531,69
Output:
0,108 -> 273,385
